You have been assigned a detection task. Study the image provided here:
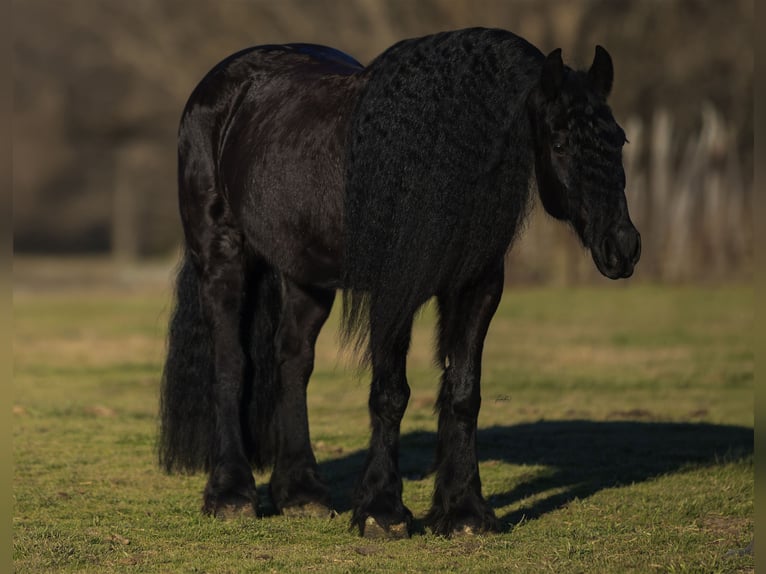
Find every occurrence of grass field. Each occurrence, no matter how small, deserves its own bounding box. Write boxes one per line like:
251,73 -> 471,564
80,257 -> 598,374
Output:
13,282 -> 753,573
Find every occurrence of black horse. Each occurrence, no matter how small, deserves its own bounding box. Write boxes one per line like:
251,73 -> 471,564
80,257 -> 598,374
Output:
159,28 -> 640,538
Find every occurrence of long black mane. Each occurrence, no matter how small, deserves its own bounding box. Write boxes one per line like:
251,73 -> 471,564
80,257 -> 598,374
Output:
342,29 -> 542,356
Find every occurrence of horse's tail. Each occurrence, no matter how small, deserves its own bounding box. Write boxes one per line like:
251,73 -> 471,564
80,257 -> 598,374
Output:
159,253 -> 214,473
159,251 -> 283,474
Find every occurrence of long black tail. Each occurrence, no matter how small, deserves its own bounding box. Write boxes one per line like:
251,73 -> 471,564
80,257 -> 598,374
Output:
159,251 -> 283,473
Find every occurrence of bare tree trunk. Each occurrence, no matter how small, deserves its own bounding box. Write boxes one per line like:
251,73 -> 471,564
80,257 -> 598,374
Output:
111,143 -> 140,262
649,109 -> 672,279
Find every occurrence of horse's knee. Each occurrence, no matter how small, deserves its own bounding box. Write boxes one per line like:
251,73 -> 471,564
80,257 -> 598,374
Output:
369,376 -> 410,423
438,367 -> 481,421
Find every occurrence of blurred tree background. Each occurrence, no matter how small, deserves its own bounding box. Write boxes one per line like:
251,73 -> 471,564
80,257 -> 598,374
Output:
13,0 -> 753,284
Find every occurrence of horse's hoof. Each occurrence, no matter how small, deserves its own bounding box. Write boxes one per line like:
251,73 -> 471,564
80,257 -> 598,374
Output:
214,502 -> 257,520
205,495 -> 257,520
281,501 -> 333,519
452,523 -> 476,536
362,516 -> 410,539
450,517 -> 501,537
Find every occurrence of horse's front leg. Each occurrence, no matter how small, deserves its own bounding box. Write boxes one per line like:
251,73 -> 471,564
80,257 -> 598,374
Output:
428,264 -> 505,536
351,308 -> 414,538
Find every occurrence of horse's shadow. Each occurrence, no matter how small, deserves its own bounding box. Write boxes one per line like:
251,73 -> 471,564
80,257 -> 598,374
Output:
287,420 -> 752,529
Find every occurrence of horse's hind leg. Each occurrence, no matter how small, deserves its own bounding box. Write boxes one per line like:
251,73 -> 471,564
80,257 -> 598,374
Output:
195,239 -> 259,518
351,304 -> 414,538
175,99 -> 258,517
427,263 -> 505,536
269,280 -> 335,517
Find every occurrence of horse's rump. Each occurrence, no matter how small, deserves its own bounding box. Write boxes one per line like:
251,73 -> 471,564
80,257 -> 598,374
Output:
178,44 -> 366,287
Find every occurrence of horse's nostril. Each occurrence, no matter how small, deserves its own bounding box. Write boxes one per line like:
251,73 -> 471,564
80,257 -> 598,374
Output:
603,237 -> 619,268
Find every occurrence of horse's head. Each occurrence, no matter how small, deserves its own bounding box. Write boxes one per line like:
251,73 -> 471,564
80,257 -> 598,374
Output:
528,46 -> 641,279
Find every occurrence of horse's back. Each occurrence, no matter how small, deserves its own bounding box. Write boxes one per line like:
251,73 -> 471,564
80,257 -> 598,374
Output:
182,43 -> 362,108
178,44 -> 366,286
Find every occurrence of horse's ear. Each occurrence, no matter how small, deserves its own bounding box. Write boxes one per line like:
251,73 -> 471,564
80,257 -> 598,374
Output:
588,45 -> 613,98
540,48 -> 564,100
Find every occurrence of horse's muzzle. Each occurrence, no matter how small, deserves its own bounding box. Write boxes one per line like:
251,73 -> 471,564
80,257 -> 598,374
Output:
593,224 -> 641,279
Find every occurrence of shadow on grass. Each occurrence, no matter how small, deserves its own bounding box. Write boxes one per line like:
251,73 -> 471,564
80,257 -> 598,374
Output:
312,420 -> 753,529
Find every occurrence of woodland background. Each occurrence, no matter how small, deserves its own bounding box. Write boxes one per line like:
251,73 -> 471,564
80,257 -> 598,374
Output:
13,0 -> 753,284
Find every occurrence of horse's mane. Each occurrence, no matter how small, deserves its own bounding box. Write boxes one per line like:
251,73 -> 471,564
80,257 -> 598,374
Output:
341,28 -> 543,360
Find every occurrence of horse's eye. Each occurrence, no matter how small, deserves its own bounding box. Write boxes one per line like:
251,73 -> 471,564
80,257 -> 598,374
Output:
552,142 -> 565,154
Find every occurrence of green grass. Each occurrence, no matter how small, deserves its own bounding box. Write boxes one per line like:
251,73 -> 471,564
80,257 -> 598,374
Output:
13,284 -> 753,573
